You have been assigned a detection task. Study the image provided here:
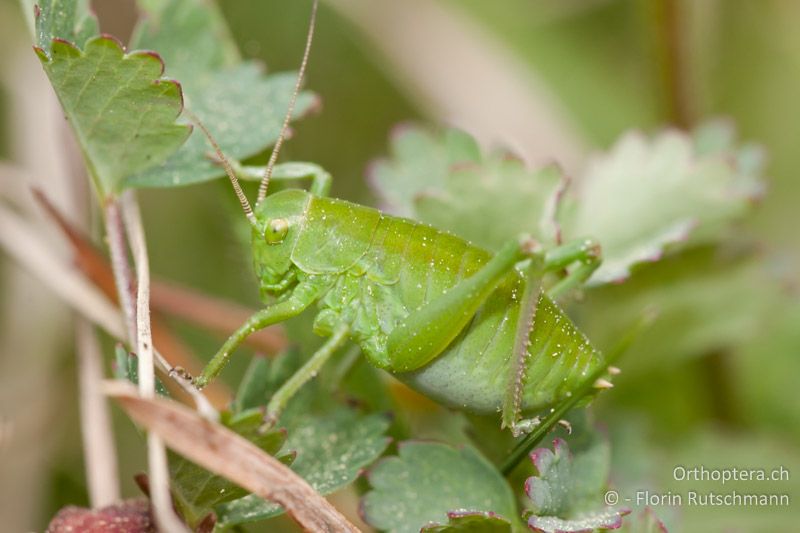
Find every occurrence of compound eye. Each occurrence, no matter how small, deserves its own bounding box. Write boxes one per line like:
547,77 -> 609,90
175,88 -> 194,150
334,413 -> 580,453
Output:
264,218 -> 289,244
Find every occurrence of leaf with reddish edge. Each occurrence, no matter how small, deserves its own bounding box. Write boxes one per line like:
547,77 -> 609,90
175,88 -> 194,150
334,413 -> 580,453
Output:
421,511 -> 512,532
369,125 -> 481,217
562,123 -> 765,285
35,34 -> 190,197
525,438 -> 630,533
125,0 -> 316,188
369,125 -> 566,251
527,508 -> 630,533
46,499 -> 155,533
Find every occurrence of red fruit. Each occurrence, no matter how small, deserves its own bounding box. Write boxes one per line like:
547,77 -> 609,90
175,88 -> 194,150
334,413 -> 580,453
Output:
46,499 -> 155,533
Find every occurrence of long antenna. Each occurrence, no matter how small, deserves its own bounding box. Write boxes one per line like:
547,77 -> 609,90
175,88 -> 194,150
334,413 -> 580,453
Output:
257,0 -> 319,205
186,109 -> 258,228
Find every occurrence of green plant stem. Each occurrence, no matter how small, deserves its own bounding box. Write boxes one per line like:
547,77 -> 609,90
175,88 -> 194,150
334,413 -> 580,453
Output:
653,0 -> 692,127
500,363 -> 610,476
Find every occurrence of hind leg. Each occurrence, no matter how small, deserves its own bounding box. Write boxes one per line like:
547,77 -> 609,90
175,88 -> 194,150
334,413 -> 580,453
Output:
385,236 -> 545,372
502,238 -> 601,436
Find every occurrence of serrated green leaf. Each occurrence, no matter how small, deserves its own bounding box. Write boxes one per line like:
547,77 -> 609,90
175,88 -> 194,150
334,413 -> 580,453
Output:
563,124 -> 764,285
168,408 -> 290,528
127,67 -> 314,188
35,35 -> 191,197
285,410 -> 390,495
370,126 -> 564,250
525,437 -> 628,532
215,408 -> 390,527
362,441 -> 519,533
526,438 -> 610,517
421,511 -> 513,533
33,0 -> 98,53
126,0 -> 315,188
415,159 -> 565,251
370,126 -> 481,218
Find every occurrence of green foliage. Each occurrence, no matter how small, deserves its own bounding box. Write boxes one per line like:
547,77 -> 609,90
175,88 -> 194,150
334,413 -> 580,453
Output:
421,512 -> 513,533
371,126 -> 564,250
35,35 -> 190,198
168,409 -> 290,528
132,0 -> 240,84
127,0 -> 316,188
609,424 -> 800,531
232,355 -> 273,413
370,126 -> 480,218
734,301 -> 800,441
563,122 -> 764,284
216,408 -> 390,527
526,435 -> 610,517
33,0 -> 97,53
582,246 -> 776,376
362,441 -> 520,533
141,353 -> 392,528
525,438 -> 628,533
371,123 -> 764,286
527,509 -> 630,533
13,1 -> 799,532
619,508 -> 668,533
281,409 -> 390,496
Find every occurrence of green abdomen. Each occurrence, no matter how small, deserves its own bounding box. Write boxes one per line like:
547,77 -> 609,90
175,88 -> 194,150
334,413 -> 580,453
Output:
298,196 -> 602,416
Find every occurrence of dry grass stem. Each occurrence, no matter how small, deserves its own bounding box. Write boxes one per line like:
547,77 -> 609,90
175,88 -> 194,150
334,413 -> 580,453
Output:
121,193 -> 190,533
0,203 -> 125,339
75,319 -> 121,507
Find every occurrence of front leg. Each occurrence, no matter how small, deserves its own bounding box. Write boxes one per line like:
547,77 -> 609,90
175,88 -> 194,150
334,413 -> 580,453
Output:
262,324 -> 350,429
193,282 -> 321,389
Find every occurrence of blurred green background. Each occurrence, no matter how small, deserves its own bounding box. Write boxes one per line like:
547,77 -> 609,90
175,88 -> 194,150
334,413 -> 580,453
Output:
0,0 -> 798,531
